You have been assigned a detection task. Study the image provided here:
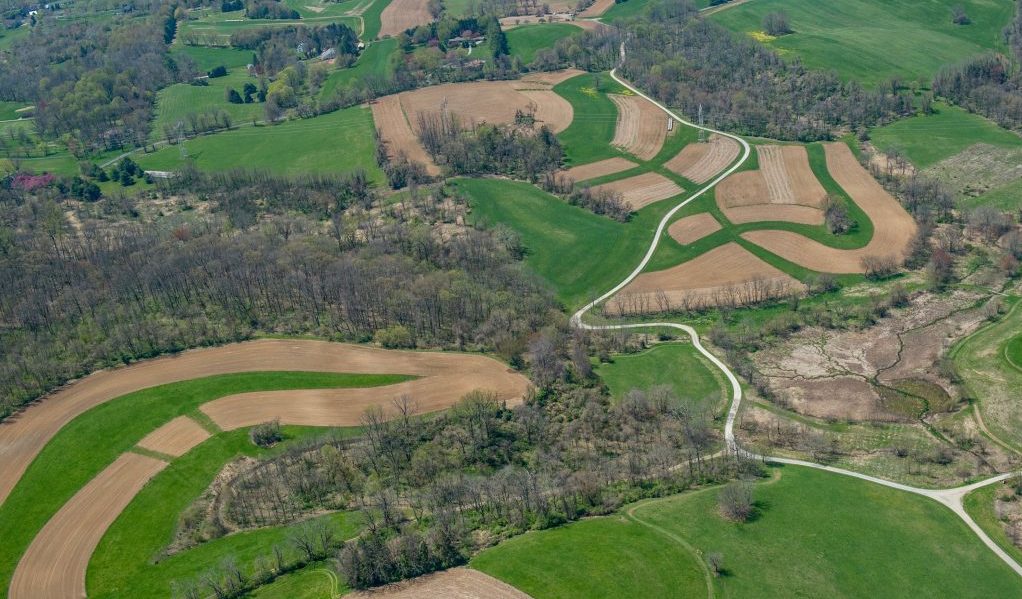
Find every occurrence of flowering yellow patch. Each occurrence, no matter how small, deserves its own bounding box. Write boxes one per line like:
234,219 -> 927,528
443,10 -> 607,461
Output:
748,30 -> 777,43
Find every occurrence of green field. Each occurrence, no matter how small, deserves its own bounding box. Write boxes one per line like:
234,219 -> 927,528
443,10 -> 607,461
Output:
553,73 -> 629,166
320,38 -> 398,99
89,427 -> 364,597
710,0 -> 1016,87
138,105 -> 384,182
964,482 -> 1022,569
177,9 -> 360,46
173,45 -> 255,71
952,296 -> 1022,453
0,371 -> 409,598
453,178 -> 693,308
871,103 -> 1022,168
475,465 -> 1022,598
0,101 -> 31,121
506,24 -> 581,65
248,566 -> 340,598
964,177 -> 1022,211
601,0 -> 653,22
152,70 -> 264,140
472,514 -> 705,598
596,343 -> 726,412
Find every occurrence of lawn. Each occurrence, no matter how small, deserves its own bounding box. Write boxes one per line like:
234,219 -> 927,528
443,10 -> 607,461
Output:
89,427 -> 364,597
871,103 -> 1022,168
320,37 -> 398,100
152,69 -> 264,141
553,72 -> 629,166
601,0 -> 653,22
710,0 -> 1016,87
0,101 -> 30,121
506,23 -> 581,65
476,466 -> 1022,598
0,371 -> 409,599
172,45 -> 255,71
453,178 -> 691,309
471,513 -> 706,598
595,342 -> 726,412
138,105 -> 385,182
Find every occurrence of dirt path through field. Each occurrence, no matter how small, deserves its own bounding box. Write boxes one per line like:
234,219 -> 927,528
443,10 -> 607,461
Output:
741,143 -> 917,273
9,453 -> 167,599
0,340 -> 526,506
350,567 -> 533,598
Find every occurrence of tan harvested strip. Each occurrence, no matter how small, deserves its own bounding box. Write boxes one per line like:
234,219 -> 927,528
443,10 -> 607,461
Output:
592,171 -> 683,210
607,242 -> 805,314
757,145 -> 796,204
378,0 -> 431,37
10,453 -> 167,599
0,340 -> 528,506
350,567 -> 532,598
579,0 -> 615,17
668,212 -> 722,245
516,68 -> 585,87
664,134 -> 740,184
725,204 -> 824,225
716,170 -> 770,208
608,94 -> 667,161
203,368 -> 526,430
562,157 -> 637,182
370,95 -> 440,176
741,142 -> 917,273
136,415 -> 211,458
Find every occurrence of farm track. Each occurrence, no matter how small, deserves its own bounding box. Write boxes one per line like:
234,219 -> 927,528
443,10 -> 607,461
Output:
572,61 -> 1022,580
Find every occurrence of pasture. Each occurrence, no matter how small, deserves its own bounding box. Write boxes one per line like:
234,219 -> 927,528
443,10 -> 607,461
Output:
871,103 -> 1022,169
138,105 -> 384,181
320,38 -> 399,99
506,23 -> 581,65
475,465 -> 1022,598
710,0 -> 1015,87
595,342 -> 726,411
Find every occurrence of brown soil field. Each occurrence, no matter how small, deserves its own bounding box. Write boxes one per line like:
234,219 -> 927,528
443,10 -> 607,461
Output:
10,453 -> 167,599
667,212 -> 721,244
370,95 -> 440,175
741,143 -> 917,273
579,0 -> 615,17
202,362 -> 527,430
0,340 -> 528,506
401,81 -> 574,134
137,415 -> 211,458
606,242 -> 805,314
379,0 -> 432,37
373,74 -> 578,174
664,134 -> 740,184
592,171 -> 683,210
350,567 -> 532,599
562,156 -> 636,182
608,94 -> 668,161
716,145 -> 827,224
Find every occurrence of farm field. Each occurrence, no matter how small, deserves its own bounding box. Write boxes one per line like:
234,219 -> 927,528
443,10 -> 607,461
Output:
506,23 -> 581,64
172,45 -> 254,71
176,8 -> 360,45
137,105 -> 384,181
0,340 -> 528,598
595,342 -> 726,411
475,466 -> 1022,598
378,0 -> 431,37
554,73 -> 629,166
709,0 -> 1016,86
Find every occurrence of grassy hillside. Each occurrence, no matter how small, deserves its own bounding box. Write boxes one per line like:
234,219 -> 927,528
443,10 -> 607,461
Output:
475,465 -> 1022,598
506,23 -> 581,65
710,0 -> 1015,87
320,38 -> 398,99
596,342 -> 726,412
152,70 -> 263,140
553,73 -> 628,166
138,105 -> 384,182
871,103 -> 1022,168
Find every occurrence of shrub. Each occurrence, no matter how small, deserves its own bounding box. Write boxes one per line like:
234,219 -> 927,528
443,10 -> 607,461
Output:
208,65 -> 228,78
375,324 -> 414,348
762,11 -> 792,36
250,419 -> 282,447
718,480 -> 754,522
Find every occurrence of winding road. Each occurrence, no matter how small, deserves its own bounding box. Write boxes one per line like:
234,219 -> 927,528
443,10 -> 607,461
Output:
571,62 -> 1022,579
